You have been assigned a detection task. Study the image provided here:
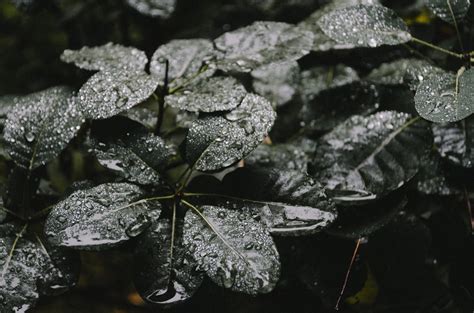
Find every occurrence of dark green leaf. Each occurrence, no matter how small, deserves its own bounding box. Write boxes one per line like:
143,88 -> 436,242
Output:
165,77 -> 247,112
416,150 -> 460,195
45,183 -> 162,249
310,111 -> 432,203
0,95 -> 16,130
414,68 -> 474,123
245,143 -> 309,172
61,43 -> 148,71
425,0 -> 470,24
125,0 -> 177,18
78,69 -> 159,119
183,205 -> 280,294
185,94 -> 276,171
150,39 -> 217,88
3,86 -> 84,170
134,218 -> 203,305
318,4 -> 411,48
214,21 -> 313,72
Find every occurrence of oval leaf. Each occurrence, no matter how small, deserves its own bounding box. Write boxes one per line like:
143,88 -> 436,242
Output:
78,69 -> 159,119
415,68 -> 474,123
183,205 -> 280,294
185,93 -> 276,171
45,183 -> 162,249
318,4 -> 411,48
425,0 -> 470,24
214,21 -> 313,72
61,42 -> 148,71
310,111 -> 432,203
3,86 -> 84,170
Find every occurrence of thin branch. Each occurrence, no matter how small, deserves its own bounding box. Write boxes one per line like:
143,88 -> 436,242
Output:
411,37 -> 463,59
446,0 -> 464,53
335,238 -> 362,311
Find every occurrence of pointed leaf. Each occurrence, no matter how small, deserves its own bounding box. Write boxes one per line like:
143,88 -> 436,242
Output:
150,39 -> 217,88
183,205 -> 280,294
185,94 -> 276,171
45,183 -> 162,249
310,111 -> 432,203
318,4 -> 411,48
414,68 -> 474,123
3,86 -> 84,170
125,0 -> 176,18
61,43 -> 148,71
134,218 -> 203,305
165,77 -> 247,112
214,21 -> 313,72
78,69 -> 159,119
425,0 -> 470,24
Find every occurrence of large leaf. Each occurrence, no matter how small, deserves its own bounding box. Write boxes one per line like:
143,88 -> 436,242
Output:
244,143 -> 309,172
78,69 -> 159,119
150,39 -> 217,88
60,43 -> 148,71
251,61 -> 300,107
182,205 -> 280,294
433,116 -> 474,168
185,94 -> 276,171
414,68 -> 474,123
318,4 -> 411,48
366,58 -> 444,91
134,218 -> 204,305
3,86 -> 84,170
425,0 -> 470,24
45,183 -> 162,249
165,77 -> 247,113
0,224 -> 80,312
214,21 -> 313,72
310,111 -> 432,202
125,0 -> 177,18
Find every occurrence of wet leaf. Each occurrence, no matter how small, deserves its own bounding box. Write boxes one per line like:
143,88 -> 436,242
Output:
78,69 -> 159,119
183,205 -> 280,294
165,77 -> 247,113
219,167 -> 337,235
150,39 -> 217,88
416,150 -> 460,195
366,58 -> 444,91
125,0 -> 177,18
185,93 -> 276,171
134,218 -> 204,305
433,116 -> 474,168
0,95 -> 16,130
0,224 -> 79,312
414,68 -> 474,123
318,4 -> 411,48
251,61 -> 300,107
310,111 -> 432,203
214,21 -> 313,72
425,0 -> 470,24
3,86 -> 84,170
45,183 -> 162,249
245,143 -> 309,172
121,107 -> 158,131
60,43 -> 148,71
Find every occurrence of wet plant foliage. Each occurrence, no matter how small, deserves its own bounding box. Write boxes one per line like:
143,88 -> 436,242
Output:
0,0 -> 473,312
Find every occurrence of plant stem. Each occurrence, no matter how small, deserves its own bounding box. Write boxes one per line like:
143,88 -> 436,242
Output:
335,238 -> 362,311
411,37 -> 463,59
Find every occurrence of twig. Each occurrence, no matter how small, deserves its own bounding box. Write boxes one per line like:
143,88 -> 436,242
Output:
335,238 -> 362,310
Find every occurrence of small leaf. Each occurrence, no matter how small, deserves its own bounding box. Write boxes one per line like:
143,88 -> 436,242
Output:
125,0 -> 177,18
366,58 -> 444,90
425,0 -> 470,24
134,218 -> 203,305
433,116 -> 474,168
245,143 -> 309,172
78,69 -> 159,119
185,94 -> 276,171
318,4 -> 411,48
0,224 -> 80,312
61,42 -> 148,71
150,39 -> 217,88
310,111 -> 432,203
414,68 -> 474,123
3,86 -> 84,170
45,183 -> 162,249
214,21 -> 313,72
165,77 -> 247,112
183,205 -> 280,294
251,61 -> 300,107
